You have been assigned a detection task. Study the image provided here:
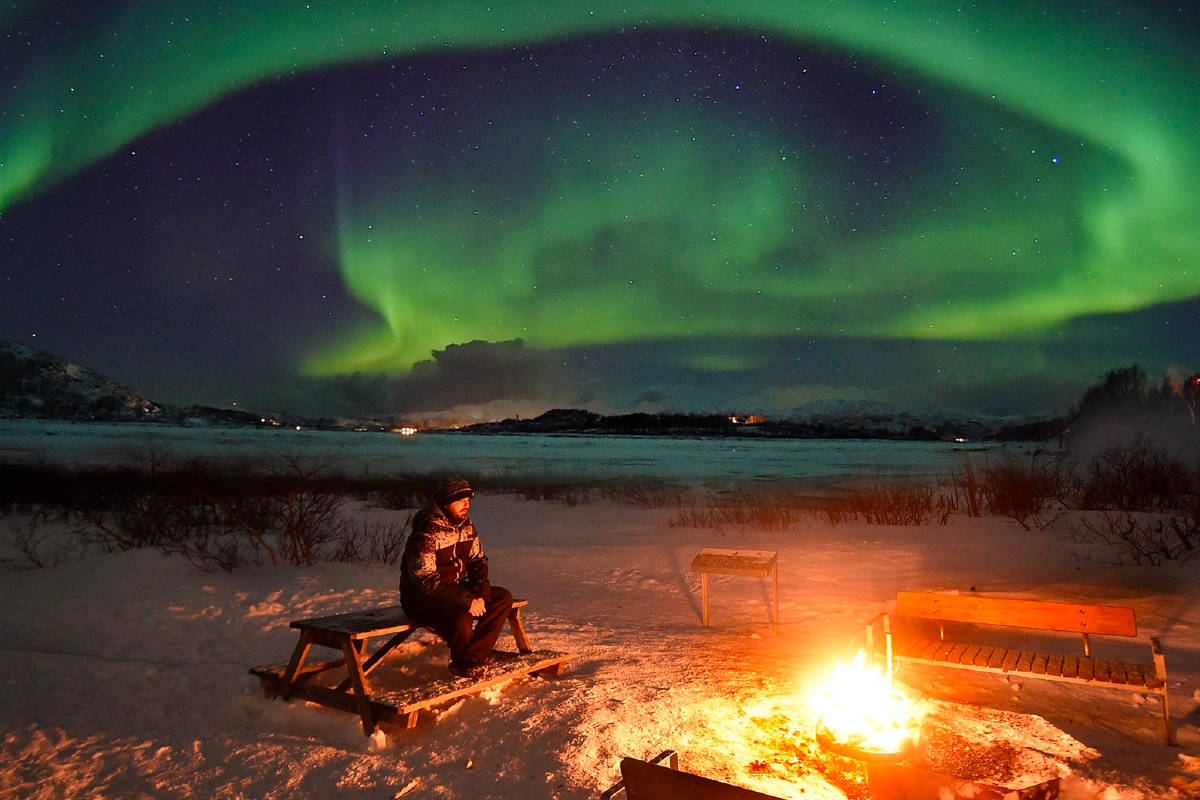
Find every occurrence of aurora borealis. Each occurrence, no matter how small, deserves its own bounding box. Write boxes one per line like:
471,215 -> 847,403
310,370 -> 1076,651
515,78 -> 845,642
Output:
2,2 -> 1198,419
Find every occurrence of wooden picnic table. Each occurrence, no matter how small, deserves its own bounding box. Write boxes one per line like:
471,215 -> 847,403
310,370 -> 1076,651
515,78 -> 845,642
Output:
251,599 -> 567,735
689,548 -> 779,632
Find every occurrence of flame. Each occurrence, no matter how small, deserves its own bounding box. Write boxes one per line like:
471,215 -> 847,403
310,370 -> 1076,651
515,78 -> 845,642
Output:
816,651 -> 918,754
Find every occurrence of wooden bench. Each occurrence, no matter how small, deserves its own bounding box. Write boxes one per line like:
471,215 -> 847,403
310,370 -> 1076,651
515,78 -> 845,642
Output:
867,591 -> 1172,744
600,751 -> 785,800
250,599 -> 567,735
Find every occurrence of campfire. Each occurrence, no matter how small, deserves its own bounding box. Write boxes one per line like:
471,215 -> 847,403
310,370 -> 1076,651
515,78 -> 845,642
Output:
814,651 -> 920,762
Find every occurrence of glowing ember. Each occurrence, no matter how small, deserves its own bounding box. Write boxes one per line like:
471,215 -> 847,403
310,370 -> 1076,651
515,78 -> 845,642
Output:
814,651 -> 920,761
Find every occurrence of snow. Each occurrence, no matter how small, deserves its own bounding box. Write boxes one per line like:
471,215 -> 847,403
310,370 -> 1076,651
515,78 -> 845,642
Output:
2,492 -> 1199,799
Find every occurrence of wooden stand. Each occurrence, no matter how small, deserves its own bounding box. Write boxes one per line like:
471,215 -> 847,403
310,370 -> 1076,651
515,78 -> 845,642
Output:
689,548 -> 779,633
250,600 -> 567,735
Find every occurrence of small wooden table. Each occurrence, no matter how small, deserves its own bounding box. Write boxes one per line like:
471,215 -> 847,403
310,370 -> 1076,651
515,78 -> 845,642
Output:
251,599 -> 567,735
689,548 -> 779,633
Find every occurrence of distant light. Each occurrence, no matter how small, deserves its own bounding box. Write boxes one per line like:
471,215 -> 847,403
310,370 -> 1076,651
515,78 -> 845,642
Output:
295,426 -> 302,431
395,426 -> 418,436
954,437 -> 967,443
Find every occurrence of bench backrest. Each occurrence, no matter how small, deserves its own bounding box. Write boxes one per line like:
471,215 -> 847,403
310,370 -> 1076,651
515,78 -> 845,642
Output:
619,758 -> 783,800
896,592 -> 1137,637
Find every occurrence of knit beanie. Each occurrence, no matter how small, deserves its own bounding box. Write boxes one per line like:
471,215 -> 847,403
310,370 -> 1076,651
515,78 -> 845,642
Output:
435,477 -> 474,506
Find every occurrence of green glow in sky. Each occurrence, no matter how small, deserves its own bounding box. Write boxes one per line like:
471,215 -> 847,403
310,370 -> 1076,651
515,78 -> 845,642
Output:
4,1 -> 1198,377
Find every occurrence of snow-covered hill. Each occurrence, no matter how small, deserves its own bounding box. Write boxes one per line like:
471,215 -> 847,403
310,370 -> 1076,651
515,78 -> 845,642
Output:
0,340 -> 163,421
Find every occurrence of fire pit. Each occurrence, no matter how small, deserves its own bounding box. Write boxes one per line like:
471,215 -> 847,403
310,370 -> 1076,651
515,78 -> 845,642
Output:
812,657 -> 1061,800
813,651 -> 920,762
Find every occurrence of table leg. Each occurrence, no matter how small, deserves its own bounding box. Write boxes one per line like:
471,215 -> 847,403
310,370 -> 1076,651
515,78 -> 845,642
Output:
335,629 -> 418,692
508,606 -> 533,654
340,639 -> 376,736
280,631 -> 313,700
701,572 -> 710,627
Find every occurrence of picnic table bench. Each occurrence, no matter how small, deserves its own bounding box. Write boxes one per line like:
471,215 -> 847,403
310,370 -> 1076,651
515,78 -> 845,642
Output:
251,599 -> 567,735
867,591 -> 1173,744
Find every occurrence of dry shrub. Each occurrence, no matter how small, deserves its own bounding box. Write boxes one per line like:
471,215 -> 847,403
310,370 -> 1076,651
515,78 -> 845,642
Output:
599,481 -> 686,508
821,481 -> 942,527
977,452 -> 1072,531
1,451 -> 413,572
1053,435 -> 1199,565
1057,511 -> 1197,566
1077,433 -> 1194,512
665,492 -> 805,532
947,456 -> 984,518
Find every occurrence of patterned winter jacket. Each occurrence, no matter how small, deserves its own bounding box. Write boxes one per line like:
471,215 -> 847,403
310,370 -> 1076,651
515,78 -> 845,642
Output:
399,501 -> 490,611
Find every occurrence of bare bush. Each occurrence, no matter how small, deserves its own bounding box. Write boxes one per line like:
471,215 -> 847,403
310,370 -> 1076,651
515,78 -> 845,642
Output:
821,481 -> 942,526
1050,436 -> 1198,565
1055,511 -> 1198,566
599,481 -> 687,508
947,456 -> 984,518
1078,434 -> 1194,512
328,514 -> 411,565
665,492 -> 805,532
3,510 -> 77,570
977,451 -> 1073,531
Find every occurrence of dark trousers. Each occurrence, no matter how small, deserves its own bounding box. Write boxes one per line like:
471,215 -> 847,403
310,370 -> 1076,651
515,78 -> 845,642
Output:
405,585 -> 513,666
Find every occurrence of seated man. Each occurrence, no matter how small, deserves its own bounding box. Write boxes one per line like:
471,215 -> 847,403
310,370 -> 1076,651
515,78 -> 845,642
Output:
399,478 -> 514,679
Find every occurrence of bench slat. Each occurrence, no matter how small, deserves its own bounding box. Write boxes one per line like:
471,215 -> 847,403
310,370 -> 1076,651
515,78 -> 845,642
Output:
1126,663 -> 1145,687
896,592 -> 1137,636
897,649 -> 1157,689
986,647 -> 1007,669
974,646 -> 993,667
912,640 -> 941,660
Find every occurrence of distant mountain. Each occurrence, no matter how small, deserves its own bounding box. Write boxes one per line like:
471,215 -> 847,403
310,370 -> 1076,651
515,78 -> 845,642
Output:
787,398 -> 1064,441
0,340 -> 296,427
0,340 -> 165,421
458,405 -> 1066,442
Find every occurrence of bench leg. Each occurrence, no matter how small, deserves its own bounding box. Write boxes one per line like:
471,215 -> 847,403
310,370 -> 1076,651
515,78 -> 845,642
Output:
701,572 -> 710,627
340,640 -> 376,736
1152,637 -> 1174,745
508,606 -> 533,654
280,632 -> 313,700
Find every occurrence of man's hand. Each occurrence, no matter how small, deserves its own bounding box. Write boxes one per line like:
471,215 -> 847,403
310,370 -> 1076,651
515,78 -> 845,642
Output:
469,597 -> 486,617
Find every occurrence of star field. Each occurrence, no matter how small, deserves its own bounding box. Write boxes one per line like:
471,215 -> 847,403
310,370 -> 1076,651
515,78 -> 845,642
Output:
1,2 -> 1197,417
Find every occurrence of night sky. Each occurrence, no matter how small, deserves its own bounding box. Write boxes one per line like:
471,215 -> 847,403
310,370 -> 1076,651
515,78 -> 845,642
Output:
2,2 -> 1198,421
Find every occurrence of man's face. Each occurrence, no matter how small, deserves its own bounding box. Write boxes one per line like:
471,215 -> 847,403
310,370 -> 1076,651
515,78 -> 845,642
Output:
446,497 -> 470,522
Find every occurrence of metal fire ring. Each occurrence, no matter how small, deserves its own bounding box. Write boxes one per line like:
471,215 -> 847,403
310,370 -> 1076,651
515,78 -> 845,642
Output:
814,723 -> 917,763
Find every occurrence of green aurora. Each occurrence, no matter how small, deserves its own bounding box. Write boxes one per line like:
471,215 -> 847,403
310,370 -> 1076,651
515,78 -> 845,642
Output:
3,1 -> 1197,381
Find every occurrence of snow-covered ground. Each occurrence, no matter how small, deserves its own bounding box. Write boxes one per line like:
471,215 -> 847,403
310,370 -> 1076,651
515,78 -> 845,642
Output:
2,494 -> 1198,799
